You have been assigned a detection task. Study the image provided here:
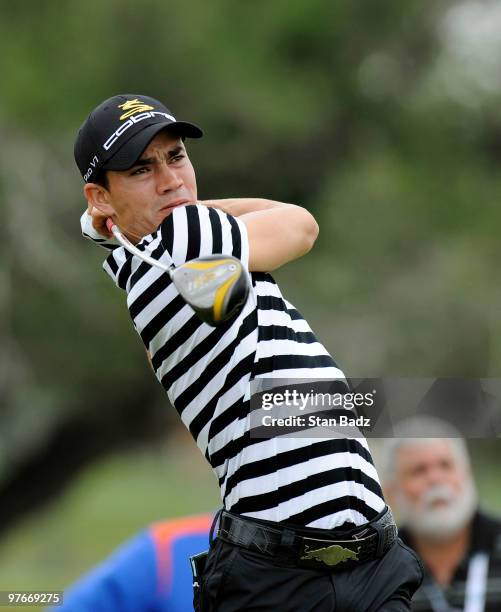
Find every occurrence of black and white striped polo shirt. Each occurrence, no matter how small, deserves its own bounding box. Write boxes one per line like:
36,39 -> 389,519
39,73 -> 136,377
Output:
81,204 -> 385,529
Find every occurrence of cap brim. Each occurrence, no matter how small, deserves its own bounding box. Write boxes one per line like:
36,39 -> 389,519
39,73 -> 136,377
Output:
103,120 -> 203,171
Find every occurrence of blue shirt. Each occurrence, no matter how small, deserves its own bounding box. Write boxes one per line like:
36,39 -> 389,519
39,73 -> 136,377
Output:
54,514 -> 212,612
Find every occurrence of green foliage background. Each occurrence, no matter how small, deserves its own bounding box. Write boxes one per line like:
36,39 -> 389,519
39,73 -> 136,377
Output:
1,0 -> 501,605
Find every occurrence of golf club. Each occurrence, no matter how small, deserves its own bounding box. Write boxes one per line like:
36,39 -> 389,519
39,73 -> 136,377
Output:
106,219 -> 250,326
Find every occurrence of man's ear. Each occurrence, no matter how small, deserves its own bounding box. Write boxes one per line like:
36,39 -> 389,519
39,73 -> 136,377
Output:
83,183 -> 115,217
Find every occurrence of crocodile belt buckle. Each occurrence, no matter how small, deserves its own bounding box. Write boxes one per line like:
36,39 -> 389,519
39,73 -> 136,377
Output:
300,542 -> 361,567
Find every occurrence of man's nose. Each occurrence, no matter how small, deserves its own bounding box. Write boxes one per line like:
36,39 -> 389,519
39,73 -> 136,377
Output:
426,464 -> 446,486
155,162 -> 183,193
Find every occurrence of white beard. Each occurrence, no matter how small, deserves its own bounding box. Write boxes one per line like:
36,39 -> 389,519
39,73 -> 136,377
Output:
397,481 -> 477,540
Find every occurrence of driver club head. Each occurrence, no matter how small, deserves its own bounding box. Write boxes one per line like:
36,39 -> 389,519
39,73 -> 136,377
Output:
170,255 -> 250,326
105,219 -> 250,327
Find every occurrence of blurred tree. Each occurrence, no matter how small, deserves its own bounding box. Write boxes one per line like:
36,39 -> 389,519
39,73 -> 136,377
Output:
2,0 -> 501,535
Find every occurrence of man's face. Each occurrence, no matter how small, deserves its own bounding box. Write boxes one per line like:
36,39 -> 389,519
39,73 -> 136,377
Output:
100,130 -> 197,240
390,440 -> 476,539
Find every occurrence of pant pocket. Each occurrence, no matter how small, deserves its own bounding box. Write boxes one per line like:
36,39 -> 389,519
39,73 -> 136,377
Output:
396,539 -> 425,589
200,540 -> 239,612
345,538 -> 425,611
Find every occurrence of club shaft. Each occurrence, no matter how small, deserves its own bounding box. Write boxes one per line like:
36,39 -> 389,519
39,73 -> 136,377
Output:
107,220 -> 173,275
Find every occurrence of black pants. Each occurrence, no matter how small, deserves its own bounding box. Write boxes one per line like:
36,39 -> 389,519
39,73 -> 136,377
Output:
200,537 -> 424,611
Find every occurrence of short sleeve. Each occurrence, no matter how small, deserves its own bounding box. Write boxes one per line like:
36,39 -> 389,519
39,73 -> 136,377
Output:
160,204 -> 249,269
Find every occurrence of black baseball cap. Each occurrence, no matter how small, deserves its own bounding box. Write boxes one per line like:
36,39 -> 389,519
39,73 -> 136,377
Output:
74,94 -> 203,183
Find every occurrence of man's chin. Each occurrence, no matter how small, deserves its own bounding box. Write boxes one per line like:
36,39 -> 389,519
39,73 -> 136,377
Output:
409,508 -> 468,540
399,484 -> 477,540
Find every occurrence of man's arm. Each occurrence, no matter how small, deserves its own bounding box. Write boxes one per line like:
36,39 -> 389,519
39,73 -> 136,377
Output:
84,197 -> 319,272
204,198 -> 319,272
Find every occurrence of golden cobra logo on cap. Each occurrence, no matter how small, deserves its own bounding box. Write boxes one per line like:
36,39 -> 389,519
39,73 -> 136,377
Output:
103,103 -> 175,151
118,99 -> 155,120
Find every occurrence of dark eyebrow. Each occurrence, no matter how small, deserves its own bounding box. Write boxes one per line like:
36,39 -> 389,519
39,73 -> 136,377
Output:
130,146 -> 184,169
130,158 -> 154,169
167,145 -> 184,158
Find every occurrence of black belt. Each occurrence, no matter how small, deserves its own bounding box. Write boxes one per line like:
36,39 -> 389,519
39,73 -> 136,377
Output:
217,506 -> 398,571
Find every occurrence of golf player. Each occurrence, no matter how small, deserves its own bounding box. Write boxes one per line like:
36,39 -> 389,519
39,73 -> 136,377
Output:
75,93 -> 423,611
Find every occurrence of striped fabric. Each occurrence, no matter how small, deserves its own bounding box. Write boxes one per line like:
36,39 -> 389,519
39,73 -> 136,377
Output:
81,205 -> 385,529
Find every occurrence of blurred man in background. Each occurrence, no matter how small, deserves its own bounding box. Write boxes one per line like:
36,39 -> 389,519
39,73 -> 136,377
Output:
52,513 -> 212,612
381,418 -> 501,611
